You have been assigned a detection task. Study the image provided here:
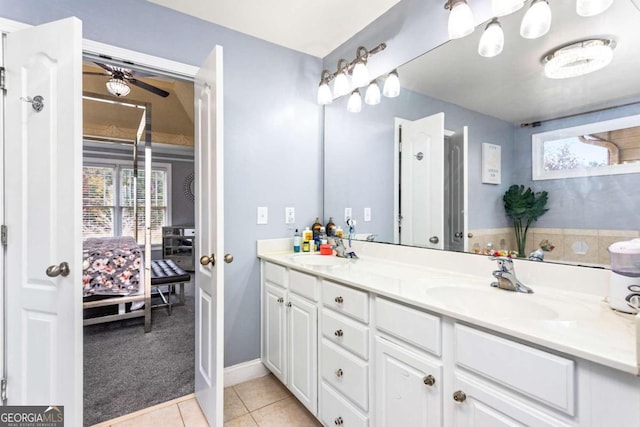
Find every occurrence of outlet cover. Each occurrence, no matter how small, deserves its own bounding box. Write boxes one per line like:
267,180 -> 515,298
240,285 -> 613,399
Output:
285,207 -> 295,224
364,207 -> 371,222
344,207 -> 352,222
257,207 -> 268,224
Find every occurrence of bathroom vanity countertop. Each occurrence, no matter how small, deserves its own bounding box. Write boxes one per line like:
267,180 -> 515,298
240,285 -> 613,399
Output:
259,250 -> 639,375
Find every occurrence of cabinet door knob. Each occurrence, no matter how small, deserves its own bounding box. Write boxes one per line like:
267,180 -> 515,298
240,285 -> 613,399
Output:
334,329 -> 344,337
334,417 -> 344,425
423,375 -> 436,386
286,302 -> 292,308
334,296 -> 344,304
453,390 -> 467,403
277,297 -> 284,303
335,368 -> 344,378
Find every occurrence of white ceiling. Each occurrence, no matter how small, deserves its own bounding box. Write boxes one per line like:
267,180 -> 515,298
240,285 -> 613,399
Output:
147,0 -> 401,58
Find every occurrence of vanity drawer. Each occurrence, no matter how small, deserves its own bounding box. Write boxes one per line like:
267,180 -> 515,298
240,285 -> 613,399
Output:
289,269 -> 318,301
322,280 -> 369,323
322,308 -> 369,360
321,339 -> 369,411
454,324 -> 575,415
375,297 -> 441,356
263,262 -> 286,288
320,382 -> 368,427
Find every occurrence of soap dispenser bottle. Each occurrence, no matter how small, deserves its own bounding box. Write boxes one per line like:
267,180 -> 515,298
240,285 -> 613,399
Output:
293,229 -> 301,253
312,217 -> 322,240
326,217 -> 336,237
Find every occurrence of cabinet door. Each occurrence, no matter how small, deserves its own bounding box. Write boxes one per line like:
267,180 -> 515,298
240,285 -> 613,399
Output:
288,293 -> 318,415
263,283 -> 286,382
451,372 -> 571,427
375,337 -> 443,427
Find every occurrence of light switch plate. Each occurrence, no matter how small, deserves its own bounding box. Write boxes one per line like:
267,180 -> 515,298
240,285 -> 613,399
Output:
257,207 -> 268,224
285,207 -> 295,224
344,207 -> 352,222
364,207 -> 371,222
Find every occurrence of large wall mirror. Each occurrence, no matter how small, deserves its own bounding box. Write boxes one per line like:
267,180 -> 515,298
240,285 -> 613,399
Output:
324,0 -> 640,268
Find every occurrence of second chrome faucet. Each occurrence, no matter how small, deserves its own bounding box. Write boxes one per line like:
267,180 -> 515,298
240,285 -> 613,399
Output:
490,256 -> 533,294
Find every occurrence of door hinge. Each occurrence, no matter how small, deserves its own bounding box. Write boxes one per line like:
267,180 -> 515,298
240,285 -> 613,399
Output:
1,225 -> 7,247
0,67 -> 5,91
1,378 -> 7,402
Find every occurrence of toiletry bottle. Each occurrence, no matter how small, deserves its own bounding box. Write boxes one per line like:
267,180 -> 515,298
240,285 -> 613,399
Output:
312,217 -> 322,240
317,226 -> 327,250
336,226 -> 343,238
302,240 -> 310,252
293,229 -> 301,253
303,227 -> 313,243
326,217 -> 336,237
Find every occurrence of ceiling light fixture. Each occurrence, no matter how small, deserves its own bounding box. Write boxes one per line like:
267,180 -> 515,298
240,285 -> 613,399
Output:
383,70 -> 401,98
478,18 -> 505,58
106,78 -> 131,97
520,0 -> 552,39
352,46 -> 372,88
333,59 -> 351,98
542,38 -> 615,79
492,0 -> 525,16
445,0 -> 475,40
364,81 -> 381,105
317,70 -> 333,105
576,0 -> 614,16
347,89 -> 362,113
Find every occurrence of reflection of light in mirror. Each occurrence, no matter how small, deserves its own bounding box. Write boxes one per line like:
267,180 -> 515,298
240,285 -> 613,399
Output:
478,18 -> 504,58
364,81 -> 381,105
446,0 -> 475,39
576,0 -> 614,17
543,39 -> 614,79
492,0 -> 525,17
347,89 -> 362,113
520,0 -> 552,39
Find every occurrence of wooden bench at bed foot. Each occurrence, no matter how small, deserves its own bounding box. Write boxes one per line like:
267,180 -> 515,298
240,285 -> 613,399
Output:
151,259 -> 192,316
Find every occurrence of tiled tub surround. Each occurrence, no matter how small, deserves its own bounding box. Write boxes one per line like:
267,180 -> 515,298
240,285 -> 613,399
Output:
468,227 -> 640,265
258,238 -> 640,426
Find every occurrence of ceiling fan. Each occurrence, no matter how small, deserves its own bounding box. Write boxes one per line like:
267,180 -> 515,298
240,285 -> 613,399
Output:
83,62 -> 170,98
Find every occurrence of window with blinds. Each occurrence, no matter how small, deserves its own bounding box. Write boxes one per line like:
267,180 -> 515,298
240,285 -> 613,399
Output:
82,164 -> 169,245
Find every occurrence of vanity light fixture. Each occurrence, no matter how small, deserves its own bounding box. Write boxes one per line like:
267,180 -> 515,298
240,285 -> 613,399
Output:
364,81 -> 381,105
333,59 -> 350,98
445,0 -> 475,39
383,69 -> 401,98
542,38 -> 615,79
352,46 -> 372,88
492,0 -> 525,16
347,89 -> 362,113
576,0 -> 614,16
106,78 -> 131,97
317,70 -> 333,105
478,18 -> 504,58
520,0 -> 552,39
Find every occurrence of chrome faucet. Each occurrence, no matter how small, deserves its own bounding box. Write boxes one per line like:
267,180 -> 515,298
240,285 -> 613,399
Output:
490,256 -> 533,294
328,236 -> 358,259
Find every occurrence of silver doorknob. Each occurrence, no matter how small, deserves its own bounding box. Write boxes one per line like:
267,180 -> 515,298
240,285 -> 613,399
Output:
429,236 -> 439,244
453,390 -> 467,403
200,254 -> 216,266
423,375 -> 436,386
467,232 -> 474,238
46,262 -> 70,278
224,253 -> 234,263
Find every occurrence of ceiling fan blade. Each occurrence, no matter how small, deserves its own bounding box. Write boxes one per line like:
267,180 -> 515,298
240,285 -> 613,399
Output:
128,78 -> 170,98
83,72 -> 111,76
93,62 -> 115,73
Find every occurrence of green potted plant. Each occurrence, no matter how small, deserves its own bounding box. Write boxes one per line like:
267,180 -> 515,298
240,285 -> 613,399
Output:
502,185 -> 549,257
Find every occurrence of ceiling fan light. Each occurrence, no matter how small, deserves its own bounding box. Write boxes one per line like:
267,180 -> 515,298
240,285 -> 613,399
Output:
520,0 -> 551,39
333,71 -> 350,97
576,0 -> 613,16
383,70 -> 400,98
352,62 -> 370,88
364,81 -> 381,105
317,81 -> 333,105
478,18 -> 504,58
448,0 -> 475,39
106,78 -> 130,97
543,39 -> 615,79
347,89 -> 362,113
492,0 -> 525,16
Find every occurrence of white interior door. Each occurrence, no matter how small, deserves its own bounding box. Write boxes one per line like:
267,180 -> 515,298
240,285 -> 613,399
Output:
194,45 -> 225,426
397,113 -> 444,249
4,17 -> 83,425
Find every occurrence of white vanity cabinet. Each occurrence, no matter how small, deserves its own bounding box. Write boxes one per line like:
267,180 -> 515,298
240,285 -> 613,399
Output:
261,262 -> 318,415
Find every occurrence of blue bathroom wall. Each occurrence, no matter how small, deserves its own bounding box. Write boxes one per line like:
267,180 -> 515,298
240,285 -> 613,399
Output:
513,101 -> 640,230
1,0 -> 323,367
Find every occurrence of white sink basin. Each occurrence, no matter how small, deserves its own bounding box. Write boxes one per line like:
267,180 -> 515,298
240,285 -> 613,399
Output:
289,254 -> 352,266
425,287 -> 559,320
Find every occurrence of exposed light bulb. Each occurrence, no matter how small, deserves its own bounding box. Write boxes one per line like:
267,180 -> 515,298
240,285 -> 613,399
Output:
347,89 -> 362,113
333,71 -> 350,97
448,0 -> 475,39
478,18 -> 504,58
351,62 -> 370,88
492,0 -> 524,16
576,0 -> 613,16
520,0 -> 551,39
383,70 -> 400,98
317,81 -> 332,105
364,81 -> 381,105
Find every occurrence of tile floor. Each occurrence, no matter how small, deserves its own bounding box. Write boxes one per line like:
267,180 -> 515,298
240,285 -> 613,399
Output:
92,374 -> 321,427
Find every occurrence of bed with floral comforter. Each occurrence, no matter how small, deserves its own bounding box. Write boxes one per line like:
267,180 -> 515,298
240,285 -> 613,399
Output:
82,236 -> 142,296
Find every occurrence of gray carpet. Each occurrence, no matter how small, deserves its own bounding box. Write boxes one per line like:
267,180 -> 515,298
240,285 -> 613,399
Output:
83,284 -> 195,426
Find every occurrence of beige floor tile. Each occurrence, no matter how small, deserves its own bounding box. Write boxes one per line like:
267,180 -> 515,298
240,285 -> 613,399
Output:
224,386 -> 249,421
250,397 -> 320,427
178,398 -> 209,427
233,374 -> 291,411
225,413 -> 258,427
111,404 -> 184,427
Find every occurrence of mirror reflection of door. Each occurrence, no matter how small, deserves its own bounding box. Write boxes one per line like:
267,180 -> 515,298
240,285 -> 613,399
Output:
445,127 -> 468,252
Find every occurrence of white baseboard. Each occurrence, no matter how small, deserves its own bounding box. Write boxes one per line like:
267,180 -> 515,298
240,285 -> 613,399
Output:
224,358 -> 270,387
